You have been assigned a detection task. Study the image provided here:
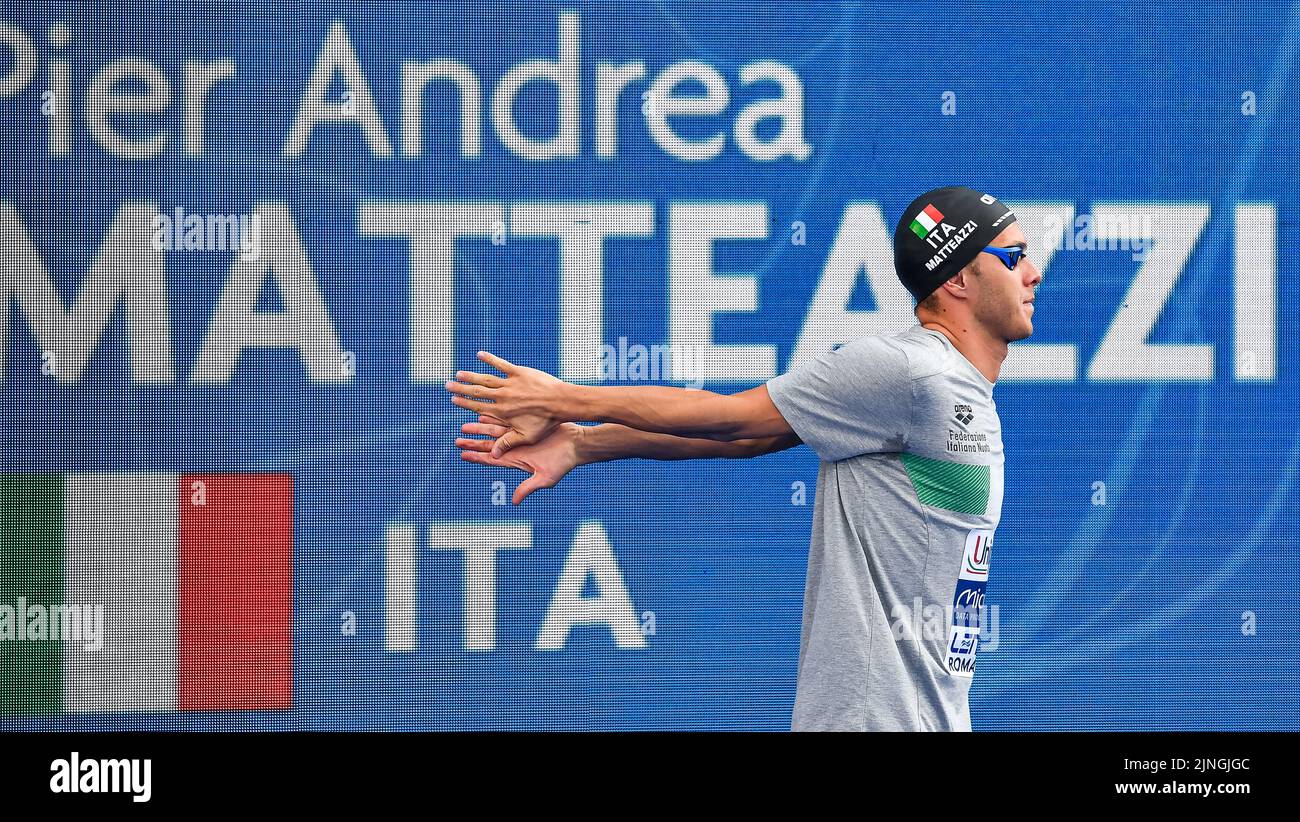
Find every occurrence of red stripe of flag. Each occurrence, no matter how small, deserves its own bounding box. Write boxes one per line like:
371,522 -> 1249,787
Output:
923,204 -> 944,223
178,473 -> 292,711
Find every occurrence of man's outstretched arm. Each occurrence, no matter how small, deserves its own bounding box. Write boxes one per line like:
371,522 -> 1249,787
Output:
446,351 -> 793,456
573,420 -> 801,463
457,415 -> 800,503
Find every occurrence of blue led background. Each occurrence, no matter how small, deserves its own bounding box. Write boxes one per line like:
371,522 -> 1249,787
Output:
1,0 -> 1296,730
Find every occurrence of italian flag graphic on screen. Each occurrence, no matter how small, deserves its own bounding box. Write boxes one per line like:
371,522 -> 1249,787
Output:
0,473 -> 292,715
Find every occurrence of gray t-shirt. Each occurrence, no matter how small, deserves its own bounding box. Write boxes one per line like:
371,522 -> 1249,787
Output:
767,323 -> 1003,731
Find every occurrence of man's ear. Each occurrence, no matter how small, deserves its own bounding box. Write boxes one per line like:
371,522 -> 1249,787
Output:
947,261 -> 979,297
939,273 -> 963,300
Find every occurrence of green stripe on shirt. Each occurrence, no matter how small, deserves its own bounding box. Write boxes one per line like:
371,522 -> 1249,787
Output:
899,453 -> 990,515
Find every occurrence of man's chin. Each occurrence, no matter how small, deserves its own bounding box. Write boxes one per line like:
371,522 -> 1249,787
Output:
1007,321 -> 1034,342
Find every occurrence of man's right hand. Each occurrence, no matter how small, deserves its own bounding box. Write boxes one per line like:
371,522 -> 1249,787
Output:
455,414 -> 583,504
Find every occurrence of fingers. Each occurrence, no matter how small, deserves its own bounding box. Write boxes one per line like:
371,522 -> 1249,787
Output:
459,450 -> 545,506
459,450 -> 503,467
444,379 -> 498,400
513,473 -> 550,504
477,350 -> 516,374
478,414 -> 508,427
490,430 -> 521,459
455,370 -> 505,389
460,421 -> 508,438
455,436 -> 496,453
459,448 -> 527,472
449,394 -> 493,415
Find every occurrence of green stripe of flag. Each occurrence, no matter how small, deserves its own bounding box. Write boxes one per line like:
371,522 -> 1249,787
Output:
899,453 -> 990,515
0,474 -> 64,715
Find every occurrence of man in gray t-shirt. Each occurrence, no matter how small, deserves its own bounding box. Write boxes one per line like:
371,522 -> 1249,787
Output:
767,324 -> 1003,730
447,187 -> 1043,731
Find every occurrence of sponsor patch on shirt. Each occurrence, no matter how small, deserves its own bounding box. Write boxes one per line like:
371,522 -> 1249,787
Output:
946,528 -> 993,678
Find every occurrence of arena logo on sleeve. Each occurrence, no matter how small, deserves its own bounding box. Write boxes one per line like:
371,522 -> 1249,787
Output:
946,528 -> 992,678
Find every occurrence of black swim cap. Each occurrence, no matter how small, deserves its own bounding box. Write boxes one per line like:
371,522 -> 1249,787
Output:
893,186 -> 1017,302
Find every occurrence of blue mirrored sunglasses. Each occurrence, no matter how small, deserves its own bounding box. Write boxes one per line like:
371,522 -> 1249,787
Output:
982,245 -> 1027,270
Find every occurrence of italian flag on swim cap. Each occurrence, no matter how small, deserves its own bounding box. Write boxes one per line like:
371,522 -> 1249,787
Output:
909,204 -> 945,239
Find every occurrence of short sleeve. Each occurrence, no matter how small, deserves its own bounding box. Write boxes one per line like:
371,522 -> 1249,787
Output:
766,335 -> 913,463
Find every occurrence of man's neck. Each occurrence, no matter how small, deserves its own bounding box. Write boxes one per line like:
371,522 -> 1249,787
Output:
919,319 -> 1006,385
